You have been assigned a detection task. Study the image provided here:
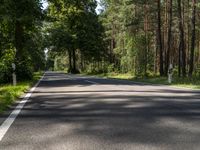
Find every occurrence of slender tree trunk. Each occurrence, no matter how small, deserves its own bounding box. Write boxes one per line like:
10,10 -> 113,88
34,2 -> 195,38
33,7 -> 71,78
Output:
154,33 -> 158,74
186,0 -> 190,70
164,0 -> 168,75
166,0 -> 172,74
15,21 -> 23,61
68,50 -> 72,72
189,0 -> 196,77
72,48 -> 77,73
144,3 -> 148,76
157,0 -> 164,76
198,33 -> 200,65
177,0 -> 186,77
110,22 -> 115,64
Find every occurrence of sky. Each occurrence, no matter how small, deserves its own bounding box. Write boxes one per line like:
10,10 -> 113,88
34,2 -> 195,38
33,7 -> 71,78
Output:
95,0 -> 102,14
42,0 -> 102,14
42,0 -> 48,10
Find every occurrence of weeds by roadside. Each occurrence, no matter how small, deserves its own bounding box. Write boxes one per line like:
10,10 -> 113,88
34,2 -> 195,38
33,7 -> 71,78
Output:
84,72 -> 200,89
0,72 -> 43,113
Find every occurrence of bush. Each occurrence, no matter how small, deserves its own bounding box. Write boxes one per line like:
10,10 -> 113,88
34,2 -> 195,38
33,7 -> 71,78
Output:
107,64 -> 115,73
16,60 -> 33,81
0,49 -> 14,83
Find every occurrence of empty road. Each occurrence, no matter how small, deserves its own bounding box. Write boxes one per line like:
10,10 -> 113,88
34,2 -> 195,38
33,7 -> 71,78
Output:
0,72 -> 200,150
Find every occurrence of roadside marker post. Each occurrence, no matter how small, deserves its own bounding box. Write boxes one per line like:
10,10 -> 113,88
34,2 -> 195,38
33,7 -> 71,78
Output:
168,64 -> 173,84
12,63 -> 17,86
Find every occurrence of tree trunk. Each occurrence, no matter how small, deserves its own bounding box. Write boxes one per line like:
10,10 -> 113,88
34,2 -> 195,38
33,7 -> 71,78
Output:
15,21 -> 23,61
72,48 -> 78,73
166,0 -> 172,74
144,3 -> 148,76
189,0 -> 196,77
154,33 -> 158,74
68,50 -> 72,73
157,0 -> 164,76
177,0 -> 186,77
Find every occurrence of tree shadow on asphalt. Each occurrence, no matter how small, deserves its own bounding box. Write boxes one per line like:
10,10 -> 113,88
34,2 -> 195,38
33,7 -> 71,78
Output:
1,72 -> 200,149
17,89 -> 200,148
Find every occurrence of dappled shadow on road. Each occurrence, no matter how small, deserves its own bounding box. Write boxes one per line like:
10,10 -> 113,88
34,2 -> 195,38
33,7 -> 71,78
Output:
32,89 -> 200,95
1,72 -> 200,149
40,72 -> 200,92
16,90 -> 200,149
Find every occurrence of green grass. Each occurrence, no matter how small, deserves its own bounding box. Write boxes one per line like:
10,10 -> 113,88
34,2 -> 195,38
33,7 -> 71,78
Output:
86,72 -> 200,90
131,76 -> 200,89
0,72 -> 43,113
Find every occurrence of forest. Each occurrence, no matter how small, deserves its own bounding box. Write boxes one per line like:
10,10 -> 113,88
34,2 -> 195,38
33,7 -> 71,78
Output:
97,0 -> 200,78
0,0 -> 200,85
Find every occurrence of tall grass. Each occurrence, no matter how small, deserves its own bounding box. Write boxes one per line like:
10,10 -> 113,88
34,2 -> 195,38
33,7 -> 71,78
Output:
0,72 -> 43,113
86,72 -> 200,89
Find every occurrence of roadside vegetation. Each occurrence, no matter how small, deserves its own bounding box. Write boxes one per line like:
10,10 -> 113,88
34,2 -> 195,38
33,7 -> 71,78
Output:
46,0 -> 200,90
0,72 -> 43,113
45,69 -> 199,89
84,72 -> 200,89
0,1 -> 45,113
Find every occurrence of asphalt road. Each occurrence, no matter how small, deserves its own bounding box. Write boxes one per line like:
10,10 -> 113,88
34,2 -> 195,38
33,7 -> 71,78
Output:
0,72 -> 200,150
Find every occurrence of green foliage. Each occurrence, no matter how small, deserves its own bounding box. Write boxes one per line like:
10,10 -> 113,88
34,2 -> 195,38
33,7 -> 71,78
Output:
54,54 -> 68,71
0,48 -> 15,83
107,63 -> 115,73
46,0 -> 107,73
0,0 -> 46,83
0,84 -> 27,112
0,72 -> 43,113
46,51 -> 56,71
16,60 -> 34,81
134,34 -> 149,76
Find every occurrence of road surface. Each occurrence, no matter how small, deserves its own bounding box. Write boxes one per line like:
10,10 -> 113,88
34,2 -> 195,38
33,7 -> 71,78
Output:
0,72 -> 200,150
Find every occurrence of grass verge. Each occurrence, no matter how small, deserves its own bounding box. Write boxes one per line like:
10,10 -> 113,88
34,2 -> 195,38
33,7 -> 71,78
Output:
85,72 -> 200,90
0,72 -> 43,113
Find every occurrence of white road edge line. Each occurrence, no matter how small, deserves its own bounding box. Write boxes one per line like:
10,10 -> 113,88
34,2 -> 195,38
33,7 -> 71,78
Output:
0,73 -> 45,142
85,80 -> 97,84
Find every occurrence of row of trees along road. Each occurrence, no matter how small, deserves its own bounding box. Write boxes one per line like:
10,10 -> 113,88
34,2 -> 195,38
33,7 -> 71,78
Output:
1,0 -> 200,84
98,0 -> 200,77
0,0 -> 46,83
46,0 -> 106,73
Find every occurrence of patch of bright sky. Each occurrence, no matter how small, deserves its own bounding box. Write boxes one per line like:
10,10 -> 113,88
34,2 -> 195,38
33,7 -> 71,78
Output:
41,0 -> 48,10
95,0 -> 102,14
41,0 -> 102,14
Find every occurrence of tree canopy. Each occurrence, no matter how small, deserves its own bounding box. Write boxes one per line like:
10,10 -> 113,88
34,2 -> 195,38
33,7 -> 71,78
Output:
46,0 -> 106,73
1,0 -> 200,84
0,0 -> 45,83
